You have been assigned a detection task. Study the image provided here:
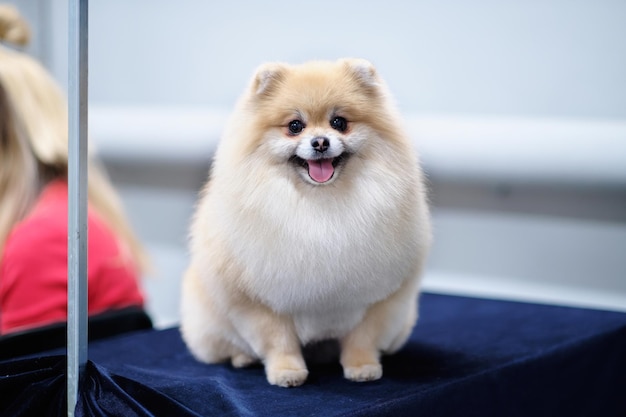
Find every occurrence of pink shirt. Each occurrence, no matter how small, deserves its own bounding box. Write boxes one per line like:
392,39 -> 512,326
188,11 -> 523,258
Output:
0,180 -> 144,334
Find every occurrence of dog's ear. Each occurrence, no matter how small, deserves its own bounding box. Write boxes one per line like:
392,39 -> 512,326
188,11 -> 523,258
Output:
341,58 -> 380,89
252,62 -> 288,97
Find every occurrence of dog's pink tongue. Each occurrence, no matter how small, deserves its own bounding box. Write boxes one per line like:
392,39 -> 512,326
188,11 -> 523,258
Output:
308,159 -> 334,183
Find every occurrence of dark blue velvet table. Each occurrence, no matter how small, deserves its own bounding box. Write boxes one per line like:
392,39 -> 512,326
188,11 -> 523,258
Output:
2,293 -> 625,416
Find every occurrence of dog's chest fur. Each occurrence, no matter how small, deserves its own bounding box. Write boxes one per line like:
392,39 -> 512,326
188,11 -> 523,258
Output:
209,171 -> 420,342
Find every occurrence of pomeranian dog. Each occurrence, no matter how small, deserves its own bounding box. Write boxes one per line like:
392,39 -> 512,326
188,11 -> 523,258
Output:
180,58 -> 431,387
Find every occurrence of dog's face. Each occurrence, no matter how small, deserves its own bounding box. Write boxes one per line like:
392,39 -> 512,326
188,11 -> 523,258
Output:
239,59 -> 398,186
283,111 -> 351,185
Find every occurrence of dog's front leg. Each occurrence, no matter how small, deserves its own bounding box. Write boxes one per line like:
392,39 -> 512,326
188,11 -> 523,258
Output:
231,301 -> 308,387
340,277 -> 419,382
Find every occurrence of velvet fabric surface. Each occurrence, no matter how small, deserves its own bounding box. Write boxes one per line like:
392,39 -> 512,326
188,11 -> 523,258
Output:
1,293 -> 625,416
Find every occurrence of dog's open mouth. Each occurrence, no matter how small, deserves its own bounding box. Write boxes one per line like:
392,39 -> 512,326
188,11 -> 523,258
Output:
289,154 -> 349,183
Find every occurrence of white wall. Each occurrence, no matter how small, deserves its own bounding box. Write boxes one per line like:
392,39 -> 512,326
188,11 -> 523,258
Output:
11,0 -> 626,119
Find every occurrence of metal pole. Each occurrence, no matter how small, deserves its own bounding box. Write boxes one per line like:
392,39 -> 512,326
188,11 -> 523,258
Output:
67,0 -> 88,415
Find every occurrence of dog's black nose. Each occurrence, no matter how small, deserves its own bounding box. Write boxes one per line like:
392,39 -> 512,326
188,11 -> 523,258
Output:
311,137 -> 330,153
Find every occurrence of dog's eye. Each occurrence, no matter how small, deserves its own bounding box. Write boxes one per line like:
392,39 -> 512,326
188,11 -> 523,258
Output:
288,120 -> 305,135
330,116 -> 348,132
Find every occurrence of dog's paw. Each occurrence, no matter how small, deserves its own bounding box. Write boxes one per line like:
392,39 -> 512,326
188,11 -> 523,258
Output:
231,353 -> 257,368
343,363 -> 383,382
266,367 -> 309,387
341,346 -> 382,382
265,352 -> 308,387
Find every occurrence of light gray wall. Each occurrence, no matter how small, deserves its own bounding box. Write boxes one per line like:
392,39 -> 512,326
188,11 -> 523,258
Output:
10,0 -> 626,119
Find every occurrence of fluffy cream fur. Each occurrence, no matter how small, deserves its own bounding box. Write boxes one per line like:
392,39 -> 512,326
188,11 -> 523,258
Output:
0,5 -> 147,270
181,58 -> 431,387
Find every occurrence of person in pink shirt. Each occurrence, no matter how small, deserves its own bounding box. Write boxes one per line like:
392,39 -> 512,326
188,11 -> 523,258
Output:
0,5 -> 148,334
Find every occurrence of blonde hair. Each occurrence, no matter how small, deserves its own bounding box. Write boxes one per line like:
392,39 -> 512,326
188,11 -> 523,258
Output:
0,5 -> 148,272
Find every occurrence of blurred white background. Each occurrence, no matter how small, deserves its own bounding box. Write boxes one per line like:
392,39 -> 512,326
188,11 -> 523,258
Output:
7,0 -> 626,327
